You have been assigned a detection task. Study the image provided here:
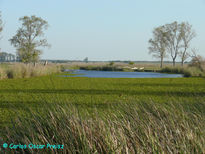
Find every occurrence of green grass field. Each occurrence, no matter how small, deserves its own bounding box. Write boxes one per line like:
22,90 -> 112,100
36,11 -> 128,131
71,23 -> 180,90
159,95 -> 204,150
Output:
0,74 -> 205,125
0,74 -> 205,153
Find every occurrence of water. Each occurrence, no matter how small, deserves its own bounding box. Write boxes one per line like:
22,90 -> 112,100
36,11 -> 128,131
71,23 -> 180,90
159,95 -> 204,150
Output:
63,70 -> 183,78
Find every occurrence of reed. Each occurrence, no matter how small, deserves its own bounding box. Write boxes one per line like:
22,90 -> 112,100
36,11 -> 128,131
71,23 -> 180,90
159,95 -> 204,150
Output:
160,66 -> 205,77
0,63 -> 61,79
2,101 -> 205,153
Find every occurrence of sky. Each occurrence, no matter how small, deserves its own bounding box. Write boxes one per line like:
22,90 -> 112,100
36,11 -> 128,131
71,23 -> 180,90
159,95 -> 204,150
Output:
0,0 -> 205,61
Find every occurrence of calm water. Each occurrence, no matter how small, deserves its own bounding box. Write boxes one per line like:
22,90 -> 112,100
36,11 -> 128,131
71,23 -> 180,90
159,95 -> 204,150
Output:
63,70 -> 183,78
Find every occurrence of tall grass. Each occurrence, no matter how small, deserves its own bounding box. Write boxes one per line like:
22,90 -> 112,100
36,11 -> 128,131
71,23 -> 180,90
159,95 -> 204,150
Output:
161,66 -> 205,77
2,101 -> 205,153
0,67 -> 7,79
0,63 -> 61,79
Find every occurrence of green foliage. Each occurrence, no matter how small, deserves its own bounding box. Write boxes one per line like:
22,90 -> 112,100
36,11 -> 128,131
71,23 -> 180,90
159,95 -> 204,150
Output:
129,61 -> 134,65
9,15 -> 49,63
109,61 -> 114,66
17,45 -> 42,63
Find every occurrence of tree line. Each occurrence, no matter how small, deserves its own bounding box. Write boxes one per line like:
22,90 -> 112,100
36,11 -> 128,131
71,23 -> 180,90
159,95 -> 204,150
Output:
148,21 -> 196,68
0,52 -> 16,62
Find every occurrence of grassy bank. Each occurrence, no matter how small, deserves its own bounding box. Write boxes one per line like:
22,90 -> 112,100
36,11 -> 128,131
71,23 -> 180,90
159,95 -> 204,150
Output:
160,66 -> 205,77
67,63 -> 205,77
0,63 -> 61,79
65,62 -> 165,72
0,75 -> 205,153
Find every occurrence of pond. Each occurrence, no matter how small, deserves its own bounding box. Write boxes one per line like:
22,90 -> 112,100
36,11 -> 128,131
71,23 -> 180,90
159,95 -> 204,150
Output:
63,70 -> 183,78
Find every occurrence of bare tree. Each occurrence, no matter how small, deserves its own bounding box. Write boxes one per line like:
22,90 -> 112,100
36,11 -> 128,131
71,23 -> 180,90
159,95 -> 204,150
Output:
0,11 -> 2,37
148,26 -> 167,68
179,22 -> 196,66
0,11 -> 3,52
163,21 -> 183,66
189,48 -> 205,71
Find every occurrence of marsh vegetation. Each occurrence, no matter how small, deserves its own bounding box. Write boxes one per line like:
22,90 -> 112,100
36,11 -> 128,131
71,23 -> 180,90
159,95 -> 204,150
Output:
0,74 -> 205,153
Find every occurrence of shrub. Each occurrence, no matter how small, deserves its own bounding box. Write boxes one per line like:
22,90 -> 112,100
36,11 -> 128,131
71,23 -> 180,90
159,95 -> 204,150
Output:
109,62 -> 114,66
189,55 -> 205,71
183,70 -> 192,77
129,61 -> 135,65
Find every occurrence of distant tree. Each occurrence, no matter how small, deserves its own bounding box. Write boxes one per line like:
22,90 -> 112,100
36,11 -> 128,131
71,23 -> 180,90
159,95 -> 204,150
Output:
0,52 -> 15,62
0,12 -> 3,38
148,26 -> 167,68
9,15 -> 50,65
129,61 -> 134,65
84,57 -> 88,63
109,61 -> 114,66
0,11 -> 3,52
179,22 -> 196,66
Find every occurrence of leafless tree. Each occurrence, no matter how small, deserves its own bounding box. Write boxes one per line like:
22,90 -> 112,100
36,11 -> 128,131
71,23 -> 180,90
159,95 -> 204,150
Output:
179,22 -> 196,66
148,26 -> 168,68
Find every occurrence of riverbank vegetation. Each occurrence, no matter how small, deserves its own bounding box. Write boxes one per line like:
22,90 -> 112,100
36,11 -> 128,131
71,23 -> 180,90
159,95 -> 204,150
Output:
0,63 -> 61,79
63,61 -> 205,77
160,66 -> 205,77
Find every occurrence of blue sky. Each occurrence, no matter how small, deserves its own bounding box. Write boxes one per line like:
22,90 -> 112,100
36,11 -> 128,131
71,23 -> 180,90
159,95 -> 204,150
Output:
0,0 -> 205,61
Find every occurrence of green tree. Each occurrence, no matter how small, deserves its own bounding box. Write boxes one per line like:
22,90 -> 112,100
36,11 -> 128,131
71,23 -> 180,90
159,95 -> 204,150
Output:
148,26 -> 168,68
9,15 -> 50,65
129,61 -> 134,65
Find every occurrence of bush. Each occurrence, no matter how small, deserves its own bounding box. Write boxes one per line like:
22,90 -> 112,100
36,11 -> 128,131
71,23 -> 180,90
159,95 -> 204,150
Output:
189,55 -> 205,71
109,62 -> 114,66
129,61 -> 135,65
